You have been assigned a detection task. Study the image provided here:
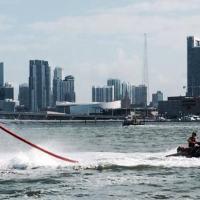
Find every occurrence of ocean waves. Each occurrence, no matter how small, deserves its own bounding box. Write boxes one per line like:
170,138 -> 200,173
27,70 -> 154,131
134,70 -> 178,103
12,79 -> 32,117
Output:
1,149 -> 200,172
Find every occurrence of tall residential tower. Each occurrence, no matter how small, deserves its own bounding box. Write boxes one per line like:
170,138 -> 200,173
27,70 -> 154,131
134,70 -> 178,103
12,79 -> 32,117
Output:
187,36 -> 200,97
152,91 -> 163,108
18,83 -> 29,109
92,85 -> 114,102
53,67 -> 62,105
29,60 -> 51,112
107,79 -> 121,100
62,75 -> 76,102
135,85 -> 147,107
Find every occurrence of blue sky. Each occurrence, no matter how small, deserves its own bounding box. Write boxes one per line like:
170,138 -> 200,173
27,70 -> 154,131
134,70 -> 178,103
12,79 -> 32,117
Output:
1,0 -> 200,102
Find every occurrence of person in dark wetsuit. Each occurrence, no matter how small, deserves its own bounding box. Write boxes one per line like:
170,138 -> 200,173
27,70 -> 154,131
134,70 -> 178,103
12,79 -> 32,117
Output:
187,132 -> 198,147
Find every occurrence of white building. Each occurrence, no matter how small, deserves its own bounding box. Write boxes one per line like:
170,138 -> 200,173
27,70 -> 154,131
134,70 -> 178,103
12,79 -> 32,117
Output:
56,101 -> 121,115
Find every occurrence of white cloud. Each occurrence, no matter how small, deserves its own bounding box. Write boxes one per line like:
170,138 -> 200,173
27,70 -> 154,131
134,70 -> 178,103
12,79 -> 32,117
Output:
29,0 -> 200,36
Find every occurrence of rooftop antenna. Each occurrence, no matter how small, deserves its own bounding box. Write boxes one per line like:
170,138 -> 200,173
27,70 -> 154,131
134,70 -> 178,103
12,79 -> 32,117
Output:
143,33 -> 149,105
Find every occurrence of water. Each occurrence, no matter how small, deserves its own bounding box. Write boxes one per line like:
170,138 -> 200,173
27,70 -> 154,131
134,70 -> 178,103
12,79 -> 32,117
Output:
0,121 -> 200,199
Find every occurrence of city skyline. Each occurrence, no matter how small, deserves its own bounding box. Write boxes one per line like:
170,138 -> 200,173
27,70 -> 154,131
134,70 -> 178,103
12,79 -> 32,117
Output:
1,0 -> 200,102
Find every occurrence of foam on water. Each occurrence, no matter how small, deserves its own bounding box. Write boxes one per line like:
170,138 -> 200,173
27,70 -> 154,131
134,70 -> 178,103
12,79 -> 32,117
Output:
75,150 -> 200,169
1,148 -> 200,171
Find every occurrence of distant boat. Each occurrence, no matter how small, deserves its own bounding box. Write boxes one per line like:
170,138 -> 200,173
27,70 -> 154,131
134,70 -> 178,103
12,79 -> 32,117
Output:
122,115 -> 144,126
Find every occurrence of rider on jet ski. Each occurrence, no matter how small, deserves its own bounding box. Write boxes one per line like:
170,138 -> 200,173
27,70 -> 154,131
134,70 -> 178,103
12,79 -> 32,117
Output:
167,131 -> 200,157
187,132 -> 199,147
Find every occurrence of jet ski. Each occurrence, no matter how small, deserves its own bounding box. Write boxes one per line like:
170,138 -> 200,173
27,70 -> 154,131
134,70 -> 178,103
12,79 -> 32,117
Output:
167,145 -> 200,157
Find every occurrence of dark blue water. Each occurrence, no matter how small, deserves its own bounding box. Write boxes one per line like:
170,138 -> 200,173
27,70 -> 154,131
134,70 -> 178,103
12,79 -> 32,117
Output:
0,121 -> 200,199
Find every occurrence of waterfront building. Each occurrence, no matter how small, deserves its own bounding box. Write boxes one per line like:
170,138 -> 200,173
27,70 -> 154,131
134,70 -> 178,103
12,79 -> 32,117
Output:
0,99 -> 16,112
107,79 -> 121,100
56,100 -> 121,115
187,36 -> 200,97
62,75 -> 76,102
135,85 -> 147,107
0,62 -> 4,87
0,82 -> 14,100
29,60 -> 51,112
92,85 -> 114,102
158,96 -> 200,118
0,80 -> 14,111
53,67 -> 63,106
152,91 -> 163,108
18,83 -> 29,109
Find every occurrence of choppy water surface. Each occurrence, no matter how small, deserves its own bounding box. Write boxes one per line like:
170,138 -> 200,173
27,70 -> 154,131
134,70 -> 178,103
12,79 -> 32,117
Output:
0,121 -> 200,199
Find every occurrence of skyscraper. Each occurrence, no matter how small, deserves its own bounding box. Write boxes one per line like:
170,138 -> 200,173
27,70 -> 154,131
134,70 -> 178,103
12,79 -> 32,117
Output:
187,36 -> 200,97
104,86 -> 114,102
54,67 -> 62,80
107,79 -> 121,100
53,67 -> 62,105
152,91 -> 163,108
92,86 -> 114,102
135,85 -> 147,107
18,83 -> 29,109
29,60 -> 51,112
0,62 -> 4,87
0,82 -> 14,100
62,75 -> 76,102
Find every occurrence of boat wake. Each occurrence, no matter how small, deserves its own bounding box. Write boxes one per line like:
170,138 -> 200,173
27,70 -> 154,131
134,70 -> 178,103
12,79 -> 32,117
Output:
1,148 -> 200,172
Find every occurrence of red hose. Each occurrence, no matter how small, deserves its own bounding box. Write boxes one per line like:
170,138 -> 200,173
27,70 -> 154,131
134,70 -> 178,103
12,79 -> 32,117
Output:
0,124 -> 78,163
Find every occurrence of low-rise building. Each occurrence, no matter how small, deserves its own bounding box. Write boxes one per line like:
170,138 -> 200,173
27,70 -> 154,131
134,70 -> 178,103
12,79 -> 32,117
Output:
56,101 -> 121,115
158,96 -> 200,118
0,99 -> 16,112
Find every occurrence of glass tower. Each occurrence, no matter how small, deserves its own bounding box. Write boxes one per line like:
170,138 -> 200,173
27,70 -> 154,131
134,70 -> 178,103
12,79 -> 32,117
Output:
62,75 -> 76,102
18,83 -> 29,109
107,79 -> 121,100
29,60 -> 51,112
92,86 -> 114,102
135,85 -> 147,107
187,36 -> 200,97
53,67 -> 62,105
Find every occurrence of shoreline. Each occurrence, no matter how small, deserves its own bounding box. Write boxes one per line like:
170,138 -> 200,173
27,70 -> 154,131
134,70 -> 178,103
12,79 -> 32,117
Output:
1,119 -> 200,124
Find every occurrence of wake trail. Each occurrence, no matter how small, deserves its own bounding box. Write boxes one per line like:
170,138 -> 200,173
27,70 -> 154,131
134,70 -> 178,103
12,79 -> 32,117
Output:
1,149 -> 200,171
